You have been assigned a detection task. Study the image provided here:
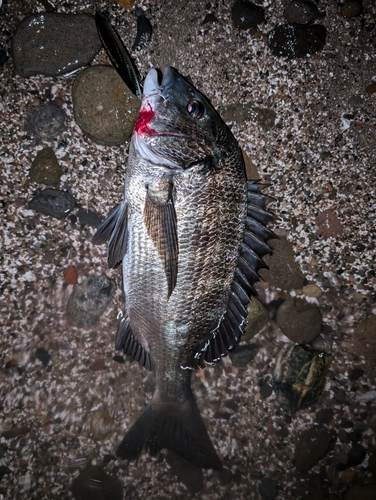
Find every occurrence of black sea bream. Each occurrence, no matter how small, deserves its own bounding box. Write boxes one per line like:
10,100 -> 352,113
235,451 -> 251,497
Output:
93,67 -> 274,469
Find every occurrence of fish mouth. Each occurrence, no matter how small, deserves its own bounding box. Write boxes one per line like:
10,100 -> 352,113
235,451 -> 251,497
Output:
142,67 -> 175,98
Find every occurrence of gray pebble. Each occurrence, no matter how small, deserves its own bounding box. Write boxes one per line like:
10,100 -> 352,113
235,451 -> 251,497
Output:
72,65 -> 140,146
12,13 -> 101,77
72,465 -> 122,500
229,343 -> 258,368
24,104 -> 67,142
294,427 -> 333,472
66,275 -> 116,328
283,1 -> 319,25
341,0 -> 362,18
28,188 -> 75,219
276,297 -> 322,344
259,477 -> 279,500
29,147 -> 62,186
77,208 -> 103,228
231,0 -> 265,30
267,23 -> 326,58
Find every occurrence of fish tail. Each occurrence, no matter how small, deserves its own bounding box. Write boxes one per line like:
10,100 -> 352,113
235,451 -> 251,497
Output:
116,398 -> 222,469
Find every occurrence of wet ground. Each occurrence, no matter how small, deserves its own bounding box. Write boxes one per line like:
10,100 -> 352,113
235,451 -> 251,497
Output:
1,0 -> 375,499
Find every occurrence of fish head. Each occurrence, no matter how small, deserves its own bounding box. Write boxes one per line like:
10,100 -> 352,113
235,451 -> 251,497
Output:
132,67 -> 229,170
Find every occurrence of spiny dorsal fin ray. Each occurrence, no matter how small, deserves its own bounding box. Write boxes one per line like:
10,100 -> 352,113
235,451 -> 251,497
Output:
116,311 -> 155,371
193,181 -> 274,368
144,185 -> 178,299
92,202 -> 128,268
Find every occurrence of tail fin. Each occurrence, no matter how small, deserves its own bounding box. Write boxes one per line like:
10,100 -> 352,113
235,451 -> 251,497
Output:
116,399 -> 222,470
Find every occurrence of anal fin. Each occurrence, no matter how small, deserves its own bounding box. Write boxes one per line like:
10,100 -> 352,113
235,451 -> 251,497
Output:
116,310 -> 155,371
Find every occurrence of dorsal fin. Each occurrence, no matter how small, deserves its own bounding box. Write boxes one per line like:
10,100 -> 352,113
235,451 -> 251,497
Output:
193,181 -> 274,368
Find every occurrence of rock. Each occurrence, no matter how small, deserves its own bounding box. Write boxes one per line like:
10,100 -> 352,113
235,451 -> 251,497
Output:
365,82 -> 376,94
349,367 -> 364,380
243,297 -> 269,341
165,451 -> 204,494
132,9 -> 153,50
333,388 -> 347,404
77,208 -> 103,228
90,410 -> 116,440
341,0 -> 362,18
64,266 -> 78,285
116,0 -> 134,7
294,427 -> 333,471
12,13 -> 101,77
29,147 -> 63,186
231,0 -> 265,30
353,315 -> 376,360
267,23 -> 326,58
72,65 -> 140,146
0,49 -> 9,66
305,475 -> 326,500
260,383 -> 273,399
24,104 -> 67,142
276,297 -> 322,344
302,284 -> 322,298
28,188 -> 76,219
72,465 -> 123,500
316,408 -> 333,424
249,107 -> 276,130
259,477 -> 279,500
274,344 -> 326,413
0,466 -> 11,481
66,275 -> 116,328
315,209 -> 344,238
35,347 -> 51,367
344,443 -> 367,468
283,1 -> 319,25
229,343 -> 258,368
259,238 -> 306,290
1,426 -> 30,439
344,484 -> 376,500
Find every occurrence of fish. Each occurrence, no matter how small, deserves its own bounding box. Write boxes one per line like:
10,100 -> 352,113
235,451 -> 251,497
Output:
92,67 -> 275,469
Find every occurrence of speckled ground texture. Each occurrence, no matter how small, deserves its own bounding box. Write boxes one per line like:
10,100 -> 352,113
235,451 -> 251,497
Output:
1,0 -> 376,499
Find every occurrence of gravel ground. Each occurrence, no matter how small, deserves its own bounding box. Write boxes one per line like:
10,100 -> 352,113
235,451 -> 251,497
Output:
1,0 -> 375,499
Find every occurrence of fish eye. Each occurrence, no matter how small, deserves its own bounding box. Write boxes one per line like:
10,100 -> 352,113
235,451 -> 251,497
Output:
187,100 -> 205,119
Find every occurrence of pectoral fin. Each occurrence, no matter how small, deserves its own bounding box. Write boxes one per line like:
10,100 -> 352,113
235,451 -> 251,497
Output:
144,186 -> 178,298
92,202 -> 128,268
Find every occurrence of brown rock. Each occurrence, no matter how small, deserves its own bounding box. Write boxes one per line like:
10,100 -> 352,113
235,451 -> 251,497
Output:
276,297 -> 322,344
365,82 -> 376,94
72,65 -> 140,146
63,266 -> 78,285
315,209 -> 344,237
29,147 -> 62,186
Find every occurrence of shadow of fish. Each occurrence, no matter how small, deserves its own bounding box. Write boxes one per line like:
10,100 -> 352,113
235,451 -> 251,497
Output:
93,15 -> 274,470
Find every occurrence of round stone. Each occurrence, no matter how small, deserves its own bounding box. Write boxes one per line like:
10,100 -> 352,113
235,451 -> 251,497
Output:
29,147 -> 62,186
276,297 -> 322,344
72,65 -> 140,146
24,104 -> 67,142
